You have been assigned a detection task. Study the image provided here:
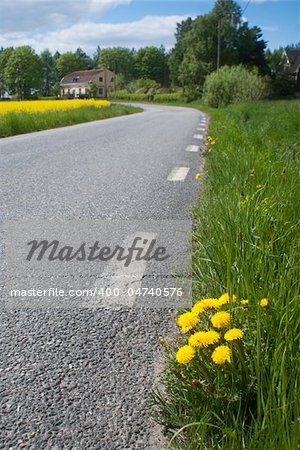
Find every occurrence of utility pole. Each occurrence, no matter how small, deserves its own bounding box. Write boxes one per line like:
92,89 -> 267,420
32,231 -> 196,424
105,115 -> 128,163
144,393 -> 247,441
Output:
217,18 -> 221,71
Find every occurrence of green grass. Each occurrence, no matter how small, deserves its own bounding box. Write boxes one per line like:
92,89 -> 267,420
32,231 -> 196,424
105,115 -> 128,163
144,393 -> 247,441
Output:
151,100 -> 300,449
0,104 -> 142,137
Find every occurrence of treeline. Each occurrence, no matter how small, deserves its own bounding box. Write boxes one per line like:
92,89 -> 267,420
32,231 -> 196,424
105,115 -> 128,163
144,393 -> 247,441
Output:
0,0 -> 297,100
0,45 -> 169,100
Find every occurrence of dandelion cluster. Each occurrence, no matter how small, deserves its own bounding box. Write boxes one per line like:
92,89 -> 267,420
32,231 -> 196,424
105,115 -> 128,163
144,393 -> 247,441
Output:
0,99 -> 111,116
174,293 -> 270,367
207,135 -> 217,145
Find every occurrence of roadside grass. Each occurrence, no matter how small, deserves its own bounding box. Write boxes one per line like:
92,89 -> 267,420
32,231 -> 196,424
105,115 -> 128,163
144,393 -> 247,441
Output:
151,100 -> 300,449
0,104 -> 142,137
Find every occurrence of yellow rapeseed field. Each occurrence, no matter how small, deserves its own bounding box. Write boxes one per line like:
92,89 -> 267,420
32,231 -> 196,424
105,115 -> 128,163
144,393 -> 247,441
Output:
0,99 -> 111,116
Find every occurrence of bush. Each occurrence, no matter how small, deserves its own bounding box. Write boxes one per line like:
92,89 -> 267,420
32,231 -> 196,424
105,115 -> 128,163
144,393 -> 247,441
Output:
134,78 -> 160,92
109,90 -> 183,103
271,72 -> 296,97
203,65 -> 270,108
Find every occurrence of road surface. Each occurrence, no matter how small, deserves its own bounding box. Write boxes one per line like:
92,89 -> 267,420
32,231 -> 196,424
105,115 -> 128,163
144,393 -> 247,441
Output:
0,104 -> 208,449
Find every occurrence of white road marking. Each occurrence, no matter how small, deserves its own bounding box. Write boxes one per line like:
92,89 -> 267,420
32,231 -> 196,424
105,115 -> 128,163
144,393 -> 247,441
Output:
88,232 -> 157,308
194,134 -> 204,140
167,166 -> 190,181
186,145 -> 199,152
197,127 -> 206,131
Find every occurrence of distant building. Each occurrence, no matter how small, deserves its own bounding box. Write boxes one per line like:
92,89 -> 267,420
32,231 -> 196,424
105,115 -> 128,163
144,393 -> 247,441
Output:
283,48 -> 300,90
59,68 -> 115,98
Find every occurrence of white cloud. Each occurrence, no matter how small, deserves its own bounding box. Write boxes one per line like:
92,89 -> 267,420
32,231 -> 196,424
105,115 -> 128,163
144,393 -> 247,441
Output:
261,25 -> 279,32
244,0 -> 278,3
0,0 -> 132,33
0,15 -> 191,53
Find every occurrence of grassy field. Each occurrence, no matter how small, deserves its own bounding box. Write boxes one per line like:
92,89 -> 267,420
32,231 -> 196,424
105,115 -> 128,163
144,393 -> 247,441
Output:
152,100 -> 300,449
0,102 -> 141,137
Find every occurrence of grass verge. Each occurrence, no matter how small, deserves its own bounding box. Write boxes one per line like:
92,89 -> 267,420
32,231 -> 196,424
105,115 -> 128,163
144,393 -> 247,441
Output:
151,100 -> 300,449
0,104 -> 142,137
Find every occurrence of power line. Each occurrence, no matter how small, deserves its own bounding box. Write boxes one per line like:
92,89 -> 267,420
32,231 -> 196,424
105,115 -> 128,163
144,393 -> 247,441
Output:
242,0 -> 251,15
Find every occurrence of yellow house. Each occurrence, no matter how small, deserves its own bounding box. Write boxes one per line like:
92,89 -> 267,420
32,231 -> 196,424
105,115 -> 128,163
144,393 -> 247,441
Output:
60,68 -> 115,98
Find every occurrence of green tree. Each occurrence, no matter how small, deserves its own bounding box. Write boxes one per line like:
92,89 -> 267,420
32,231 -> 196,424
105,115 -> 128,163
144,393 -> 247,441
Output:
172,0 -> 267,91
266,47 -> 295,96
235,24 -> 267,73
75,47 -> 94,69
0,47 -> 14,97
168,18 -> 193,86
4,46 -> 42,99
133,46 -> 168,85
98,47 -> 135,81
40,49 -> 57,96
56,52 -> 86,78
86,82 -> 98,98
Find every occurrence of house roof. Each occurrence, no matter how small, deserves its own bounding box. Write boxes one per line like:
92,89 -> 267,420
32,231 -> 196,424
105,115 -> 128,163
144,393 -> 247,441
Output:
285,48 -> 300,65
290,56 -> 300,74
60,69 -> 111,85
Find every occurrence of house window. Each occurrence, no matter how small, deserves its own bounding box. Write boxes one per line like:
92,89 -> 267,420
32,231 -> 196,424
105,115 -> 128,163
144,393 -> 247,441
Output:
62,89 -> 65,96
99,87 -> 104,96
79,88 -> 81,95
99,77 -> 103,82
68,88 -> 70,95
111,77 -> 114,82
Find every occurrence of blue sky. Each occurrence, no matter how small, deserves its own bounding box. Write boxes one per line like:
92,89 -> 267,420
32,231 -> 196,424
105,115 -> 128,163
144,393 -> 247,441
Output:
0,0 -> 299,54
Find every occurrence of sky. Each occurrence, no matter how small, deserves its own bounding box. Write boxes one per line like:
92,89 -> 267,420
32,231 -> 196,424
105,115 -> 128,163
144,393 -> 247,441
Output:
0,0 -> 299,55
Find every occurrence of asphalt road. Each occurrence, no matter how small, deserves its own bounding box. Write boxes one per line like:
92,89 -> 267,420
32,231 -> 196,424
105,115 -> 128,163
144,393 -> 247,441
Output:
0,103 -> 208,449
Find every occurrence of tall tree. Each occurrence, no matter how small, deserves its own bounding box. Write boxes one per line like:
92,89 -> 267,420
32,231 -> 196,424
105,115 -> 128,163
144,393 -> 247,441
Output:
171,0 -> 267,89
93,45 -> 101,67
75,47 -> 94,69
40,49 -> 57,96
168,18 -> 193,86
133,46 -> 168,85
98,47 -> 135,81
0,47 -> 14,97
235,24 -> 267,73
4,46 -> 42,99
56,52 -> 87,78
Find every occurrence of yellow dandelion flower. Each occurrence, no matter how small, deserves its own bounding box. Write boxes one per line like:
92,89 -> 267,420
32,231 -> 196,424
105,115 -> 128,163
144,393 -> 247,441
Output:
260,298 -> 269,308
195,173 -> 202,179
256,184 -> 262,189
191,298 -> 220,315
211,140 -> 216,145
201,298 -> 221,309
177,311 -> 198,332
211,345 -> 231,365
189,330 -> 220,348
176,345 -> 196,364
224,328 -> 244,341
240,299 -> 249,306
207,135 -> 212,141
218,293 -> 237,305
191,301 -> 206,316
211,311 -> 231,329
